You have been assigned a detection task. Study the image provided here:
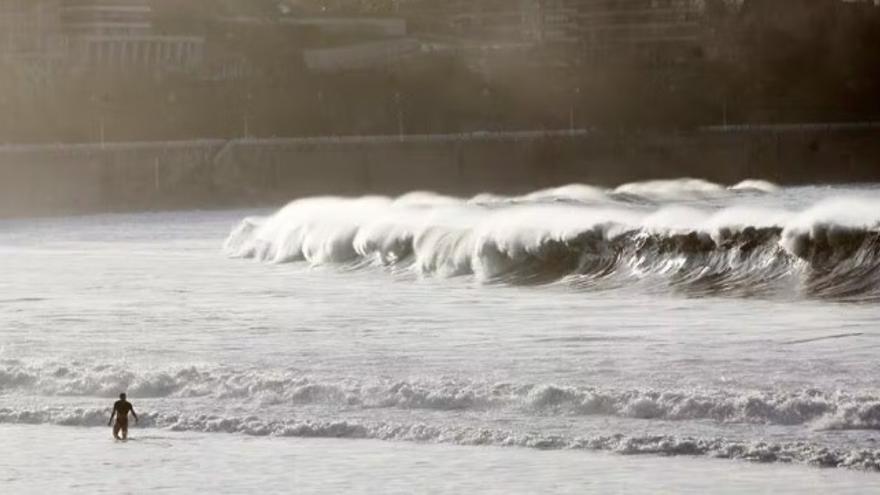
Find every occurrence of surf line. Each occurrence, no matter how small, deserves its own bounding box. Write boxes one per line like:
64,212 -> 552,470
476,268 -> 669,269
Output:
783,333 -> 864,345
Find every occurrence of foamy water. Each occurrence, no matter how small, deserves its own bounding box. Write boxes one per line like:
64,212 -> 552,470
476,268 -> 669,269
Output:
2,179 -> 880,491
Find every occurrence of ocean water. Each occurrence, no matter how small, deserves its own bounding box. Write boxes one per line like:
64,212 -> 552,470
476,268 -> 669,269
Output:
3,425 -> 877,494
2,179 -> 880,492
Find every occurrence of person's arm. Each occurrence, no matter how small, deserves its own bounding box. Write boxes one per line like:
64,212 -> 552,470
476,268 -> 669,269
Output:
108,406 -> 116,426
131,406 -> 138,423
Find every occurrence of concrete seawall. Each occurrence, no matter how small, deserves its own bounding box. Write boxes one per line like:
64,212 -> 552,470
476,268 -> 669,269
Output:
1,128 -> 878,217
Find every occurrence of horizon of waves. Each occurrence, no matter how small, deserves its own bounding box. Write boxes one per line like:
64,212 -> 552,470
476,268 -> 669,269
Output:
2,361 -> 880,471
4,361 -> 880,431
223,180 -> 880,301
3,406 -> 877,471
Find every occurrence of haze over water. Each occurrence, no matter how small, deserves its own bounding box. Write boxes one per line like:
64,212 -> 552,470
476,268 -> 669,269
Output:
2,179 -> 880,492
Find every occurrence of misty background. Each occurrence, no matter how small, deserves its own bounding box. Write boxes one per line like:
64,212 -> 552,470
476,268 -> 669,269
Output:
0,0 -> 878,144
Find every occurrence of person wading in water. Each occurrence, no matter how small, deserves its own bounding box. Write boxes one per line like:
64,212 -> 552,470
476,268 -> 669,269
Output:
108,393 -> 138,440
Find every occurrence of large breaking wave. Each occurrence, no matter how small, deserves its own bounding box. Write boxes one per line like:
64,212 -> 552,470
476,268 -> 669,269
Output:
224,180 -> 880,300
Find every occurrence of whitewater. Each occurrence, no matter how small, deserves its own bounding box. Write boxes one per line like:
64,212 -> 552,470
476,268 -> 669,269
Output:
2,179 -> 880,493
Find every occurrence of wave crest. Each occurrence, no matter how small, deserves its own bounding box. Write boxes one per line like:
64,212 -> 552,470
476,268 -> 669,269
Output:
5,362 -> 880,430
1,407 -> 878,471
225,187 -> 880,299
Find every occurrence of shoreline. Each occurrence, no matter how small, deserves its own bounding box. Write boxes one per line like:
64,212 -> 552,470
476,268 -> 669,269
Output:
2,423 -> 876,494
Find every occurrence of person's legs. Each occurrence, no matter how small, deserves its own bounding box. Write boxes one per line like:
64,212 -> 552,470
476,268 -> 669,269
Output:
112,422 -> 121,440
118,417 -> 129,440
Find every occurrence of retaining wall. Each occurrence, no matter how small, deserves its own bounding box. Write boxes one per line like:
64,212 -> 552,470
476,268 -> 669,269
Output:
1,129 -> 878,217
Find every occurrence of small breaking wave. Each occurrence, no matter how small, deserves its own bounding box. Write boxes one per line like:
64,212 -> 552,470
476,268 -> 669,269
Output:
1,407 -> 878,471
471,178 -> 778,205
614,178 -> 728,201
4,362 -> 880,430
223,183 -> 880,300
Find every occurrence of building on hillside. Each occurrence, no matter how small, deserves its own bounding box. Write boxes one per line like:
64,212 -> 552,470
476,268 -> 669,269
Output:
282,17 -> 407,38
397,1 -> 554,77
61,0 -> 205,73
403,0 -> 706,68
562,0 -> 705,62
219,14 -> 416,75
293,17 -> 416,73
303,38 -> 421,73
411,0 -> 546,43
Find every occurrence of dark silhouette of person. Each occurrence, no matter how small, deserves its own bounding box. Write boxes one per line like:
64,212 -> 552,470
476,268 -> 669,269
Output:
108,393 -> 138,440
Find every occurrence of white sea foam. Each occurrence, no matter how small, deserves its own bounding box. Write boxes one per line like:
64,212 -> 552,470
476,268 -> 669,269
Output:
614,178 -> 729,201
1,406 -> 877,471
392,191 -> 463,207
730,179 -> 782,193
468,178 -> 778,205
518,184 -> 611,203
4,362 -> 880,430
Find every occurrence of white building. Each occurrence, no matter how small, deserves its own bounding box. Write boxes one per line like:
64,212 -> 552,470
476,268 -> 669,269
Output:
303,38 -> 420,73
282,17 -> 407,38
562,0 -> 704,49
408,0 -> 704,53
